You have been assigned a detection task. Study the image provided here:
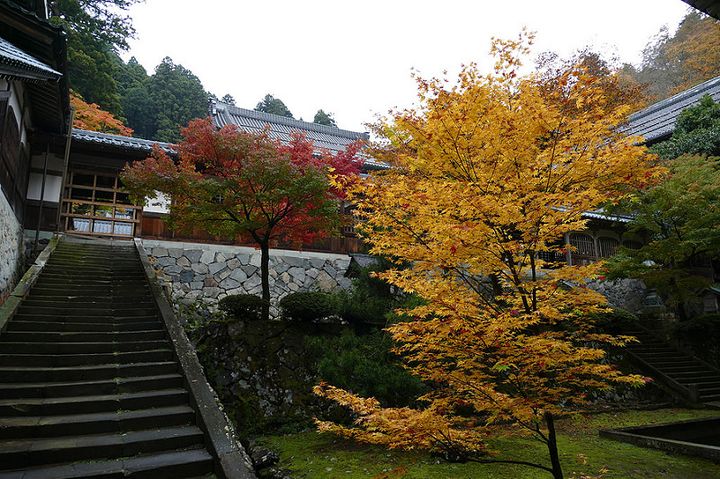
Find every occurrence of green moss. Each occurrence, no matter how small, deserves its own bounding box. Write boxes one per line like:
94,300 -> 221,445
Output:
257,408 -> 720,478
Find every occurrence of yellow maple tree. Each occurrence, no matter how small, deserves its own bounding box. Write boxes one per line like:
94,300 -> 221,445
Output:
71,92 -> 133,136
315,33 -> 659,479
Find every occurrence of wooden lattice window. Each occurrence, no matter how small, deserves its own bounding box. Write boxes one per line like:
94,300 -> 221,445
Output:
569,233 -> 596,258
598,237 -> 619,258
60,170 -> 142,237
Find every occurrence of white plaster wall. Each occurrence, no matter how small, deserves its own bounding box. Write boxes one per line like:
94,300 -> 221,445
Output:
143,191 -> 170,214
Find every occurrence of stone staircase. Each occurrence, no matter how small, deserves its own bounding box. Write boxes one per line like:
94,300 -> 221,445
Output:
0,239 -> 239,478
625,326 -> 720,405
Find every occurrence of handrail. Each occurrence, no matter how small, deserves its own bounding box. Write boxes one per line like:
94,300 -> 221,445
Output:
0,235 -> 58,334
133,238 -> 256,479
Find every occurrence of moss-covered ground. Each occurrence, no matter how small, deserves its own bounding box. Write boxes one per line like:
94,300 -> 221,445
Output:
257,408 -> 720,478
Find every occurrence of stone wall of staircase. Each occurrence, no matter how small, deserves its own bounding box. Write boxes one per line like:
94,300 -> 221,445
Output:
141,239 -> 353,308
0,192 -> 24,303
588,278 -> 647,313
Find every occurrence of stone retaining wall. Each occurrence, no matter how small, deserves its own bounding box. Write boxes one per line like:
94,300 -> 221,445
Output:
140,239 -> 352,307
589,278 -> 647,313
0,194 -> 23,303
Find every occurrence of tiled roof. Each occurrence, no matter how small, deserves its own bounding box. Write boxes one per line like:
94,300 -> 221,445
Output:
626,75 -> 720,144
211,101 -> 389,171
72,129 -> 177,155
0,35 -> 61,82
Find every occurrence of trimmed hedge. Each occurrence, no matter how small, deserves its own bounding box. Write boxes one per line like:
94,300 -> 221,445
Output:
218,294 -> 268,321
279,291 -> 337,322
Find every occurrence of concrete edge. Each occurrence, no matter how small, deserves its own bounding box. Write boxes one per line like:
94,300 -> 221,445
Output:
141,238 -> 352,262
600,426 -> 720,462
133,238 -> 257,479
0,236 -> 59,335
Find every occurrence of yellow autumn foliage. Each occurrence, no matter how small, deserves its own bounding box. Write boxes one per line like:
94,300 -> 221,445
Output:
317,33 -> 659,477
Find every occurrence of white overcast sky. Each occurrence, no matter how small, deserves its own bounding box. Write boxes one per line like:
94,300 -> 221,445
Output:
122,0 -> 690,132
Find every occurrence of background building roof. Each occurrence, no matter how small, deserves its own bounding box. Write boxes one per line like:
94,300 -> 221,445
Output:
626,75 -> 720,144
211,101 -> 388,170
72,129 -> 177,155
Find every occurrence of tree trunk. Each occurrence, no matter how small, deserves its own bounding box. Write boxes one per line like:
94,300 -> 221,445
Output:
544,412 -> 564,479
260,240 -> 271,321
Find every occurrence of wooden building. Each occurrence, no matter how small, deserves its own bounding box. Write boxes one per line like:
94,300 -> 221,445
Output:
0,0 -> 68,300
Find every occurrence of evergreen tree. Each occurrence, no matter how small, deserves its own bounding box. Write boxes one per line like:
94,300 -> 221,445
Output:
255,94 -> 294,118
221,94 -> 236,106
313,109 -> 337,127
147,57 -> 208,142
49,0 -> 143,117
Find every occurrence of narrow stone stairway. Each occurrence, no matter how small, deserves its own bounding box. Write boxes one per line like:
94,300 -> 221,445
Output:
0,239 -> 219,478
625,327 -> 720,405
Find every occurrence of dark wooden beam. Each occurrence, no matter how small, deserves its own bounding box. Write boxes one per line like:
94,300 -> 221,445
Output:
683,0 -> 720,20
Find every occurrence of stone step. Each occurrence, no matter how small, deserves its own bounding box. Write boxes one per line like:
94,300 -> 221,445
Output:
669,374 -> 720,383
657,364 -> 709,373
0,374 -> 184,399
0,388 -> 188,417
0,361 -> 178,383
18,298 -> 156,308
10,313 -> 160,324
1,330 -> 166,343
0,425 -> 205,470
6,320 -> 163,333
0,447 -> 213,479
15,307 -> 159,318
0,350 -> 174,367
27,287 -> 151,297
0,340 -> 171,354
0,405 -> 195,439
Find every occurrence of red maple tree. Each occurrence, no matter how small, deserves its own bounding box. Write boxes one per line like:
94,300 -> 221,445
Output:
121,118 -> 363,318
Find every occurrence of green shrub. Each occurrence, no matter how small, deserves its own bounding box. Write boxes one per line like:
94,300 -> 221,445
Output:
218,294 -> 267,321
306,330 -> 426,407
279,291 -> 337,322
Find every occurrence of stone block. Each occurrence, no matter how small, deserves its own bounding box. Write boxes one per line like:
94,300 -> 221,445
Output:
192,263 -> 209,274
190,281 -> 203,290
242,265 -> 258,277
215,252 -> 227,262
236,253 -> 251,265
220,278 -> 241,290
179,270 -> 194,283
168,248 -> 184,258
152,247 -> 168,257
284,256 -> 305,268
310,258 -> 326,269
218,269 -> 232,280
204,277 -> 218,287
306,268 -> 319,279
177,256 -> 191,267
202,287 -> 221,298
156,257 -> 176,267
274,262 -> 290,274
208,262 -> 227,275
249,254 -> 262,268
244,275 -> 261,290
230,268 -> 247,282
288,267 -> 305,283
200,250 -> 215,264
186,250 -> 203,263
164,265 -> 182,274
315,270 -> 336,291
